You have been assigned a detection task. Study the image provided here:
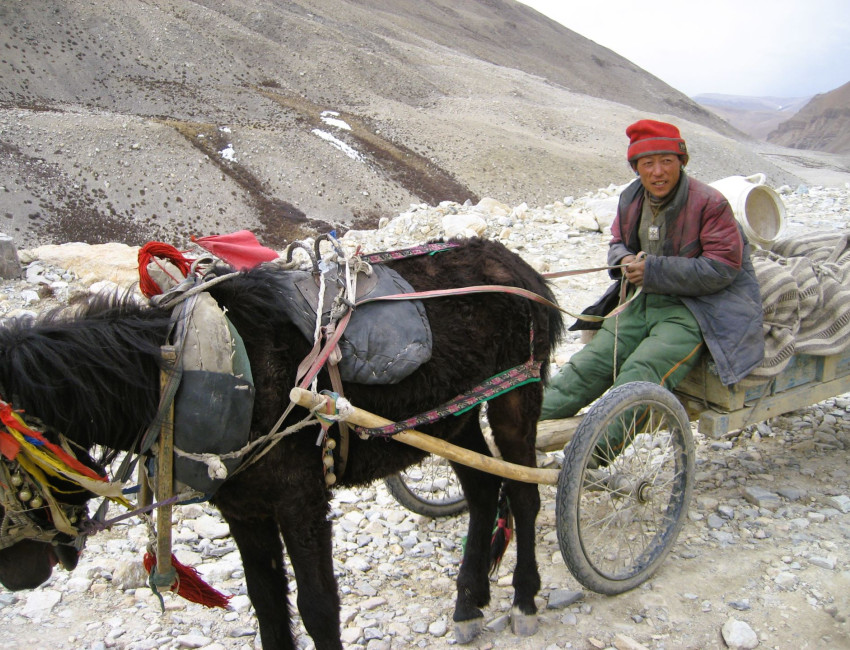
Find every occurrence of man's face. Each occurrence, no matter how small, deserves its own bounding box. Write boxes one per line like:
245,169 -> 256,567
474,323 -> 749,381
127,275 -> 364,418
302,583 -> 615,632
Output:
635,154 -> 682,199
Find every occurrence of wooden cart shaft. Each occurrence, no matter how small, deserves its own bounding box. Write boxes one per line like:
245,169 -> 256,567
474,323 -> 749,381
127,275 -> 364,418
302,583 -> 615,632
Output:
289,387 -> 560,485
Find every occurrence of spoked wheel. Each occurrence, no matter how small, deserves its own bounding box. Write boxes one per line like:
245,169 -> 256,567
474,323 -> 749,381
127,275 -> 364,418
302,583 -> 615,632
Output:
556,381 -> 694,595
384,455 -> 467,518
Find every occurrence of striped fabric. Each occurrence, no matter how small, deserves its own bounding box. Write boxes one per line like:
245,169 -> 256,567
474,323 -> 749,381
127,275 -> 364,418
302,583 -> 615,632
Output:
738,231 -> 850,387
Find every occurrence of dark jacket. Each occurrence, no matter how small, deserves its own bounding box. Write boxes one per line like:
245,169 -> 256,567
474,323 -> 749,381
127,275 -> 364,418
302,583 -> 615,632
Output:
608,174 -> 764,385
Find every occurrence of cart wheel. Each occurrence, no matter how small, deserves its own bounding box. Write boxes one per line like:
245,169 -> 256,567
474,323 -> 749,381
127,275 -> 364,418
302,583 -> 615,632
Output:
384,455 -> 467,518
556,381 -> 694,595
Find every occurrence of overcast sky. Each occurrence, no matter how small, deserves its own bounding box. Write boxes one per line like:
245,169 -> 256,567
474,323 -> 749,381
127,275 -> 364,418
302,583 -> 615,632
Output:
517,0 -> 850,99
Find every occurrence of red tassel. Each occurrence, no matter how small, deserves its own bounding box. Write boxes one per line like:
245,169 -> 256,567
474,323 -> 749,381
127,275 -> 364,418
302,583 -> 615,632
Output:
143,552 -> 231,609
137,242 -> 194,298
488,515 -> 514,576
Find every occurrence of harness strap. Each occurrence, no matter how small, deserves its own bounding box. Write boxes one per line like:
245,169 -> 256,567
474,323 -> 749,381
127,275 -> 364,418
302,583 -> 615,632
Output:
296,309 -> 354,390
355,283 -> 560,309
294,335 -> 326,387
353,358 -> 542,439
542,263 -> 626,279
326,362 -> 350,480
356,280 -> 642,324
360,242 -> 461,264
82,493 -> 186,534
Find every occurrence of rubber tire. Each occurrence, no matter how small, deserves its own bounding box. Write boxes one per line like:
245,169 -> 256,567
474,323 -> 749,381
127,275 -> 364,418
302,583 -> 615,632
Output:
384,455 -> 468,518
556,381 -> 694,595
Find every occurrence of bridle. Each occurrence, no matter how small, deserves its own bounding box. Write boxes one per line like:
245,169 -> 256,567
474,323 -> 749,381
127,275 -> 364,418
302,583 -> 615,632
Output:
0,456 -> 89,552
0,399 -> 126,554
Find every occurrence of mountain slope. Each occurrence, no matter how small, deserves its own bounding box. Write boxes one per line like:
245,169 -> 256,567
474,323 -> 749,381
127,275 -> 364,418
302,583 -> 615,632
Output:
0,0 -> 798,248
694,94 -> 811,141
767,82 -> 850,154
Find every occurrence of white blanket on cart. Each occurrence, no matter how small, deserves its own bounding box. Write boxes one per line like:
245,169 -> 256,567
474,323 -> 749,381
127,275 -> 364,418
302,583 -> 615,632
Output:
739,231 -> 850,387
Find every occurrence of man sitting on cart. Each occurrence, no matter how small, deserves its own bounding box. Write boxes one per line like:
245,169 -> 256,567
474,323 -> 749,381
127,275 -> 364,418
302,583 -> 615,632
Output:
540,119 -> 764,462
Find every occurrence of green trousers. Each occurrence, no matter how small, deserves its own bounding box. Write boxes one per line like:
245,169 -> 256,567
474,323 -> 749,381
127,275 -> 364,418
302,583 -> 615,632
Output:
541,292 -> 704,422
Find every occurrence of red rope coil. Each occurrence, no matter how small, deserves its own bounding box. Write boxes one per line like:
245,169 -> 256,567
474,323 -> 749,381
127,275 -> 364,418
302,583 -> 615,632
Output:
138,242 -> 194,298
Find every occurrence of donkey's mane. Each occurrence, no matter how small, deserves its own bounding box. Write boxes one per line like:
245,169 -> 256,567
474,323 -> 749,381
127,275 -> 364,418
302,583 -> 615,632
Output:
0,289 -> 173,451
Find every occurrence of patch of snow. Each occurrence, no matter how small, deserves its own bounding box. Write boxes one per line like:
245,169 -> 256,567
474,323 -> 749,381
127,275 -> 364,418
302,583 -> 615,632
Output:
320,110 -> 352,131
312,129 -> 362,161
220,144 -> 237,162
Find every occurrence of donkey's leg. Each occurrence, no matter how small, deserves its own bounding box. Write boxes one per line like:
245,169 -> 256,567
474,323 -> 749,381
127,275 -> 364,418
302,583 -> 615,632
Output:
448,414 -> 502,643
278,497 -> 342,650
225,515 -> 295,650
487,389 -> 542,636
501,477 -> 541,636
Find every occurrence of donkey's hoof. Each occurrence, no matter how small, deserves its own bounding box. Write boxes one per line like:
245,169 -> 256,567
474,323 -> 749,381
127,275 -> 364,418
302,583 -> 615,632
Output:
454,617 -> 484,644
510,607 -> 539,637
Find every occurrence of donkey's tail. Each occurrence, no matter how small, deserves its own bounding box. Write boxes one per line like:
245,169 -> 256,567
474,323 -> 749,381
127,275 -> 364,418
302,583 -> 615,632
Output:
488,481 -> 513,576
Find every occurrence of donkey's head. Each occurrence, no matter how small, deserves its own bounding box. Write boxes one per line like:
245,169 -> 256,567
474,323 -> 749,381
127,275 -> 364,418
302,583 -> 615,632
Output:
0,430 -> 102,591
0,526 -> 82,590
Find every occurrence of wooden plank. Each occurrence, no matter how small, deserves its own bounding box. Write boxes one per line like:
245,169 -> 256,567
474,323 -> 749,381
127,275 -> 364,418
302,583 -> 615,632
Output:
817,350 -> 850,382
820,355 -> 839,382
675,352 -> 845,414
535,417 -> 580,452
675,357 -> 769,411
696,372 -> 850,438
772,354 -> 819,393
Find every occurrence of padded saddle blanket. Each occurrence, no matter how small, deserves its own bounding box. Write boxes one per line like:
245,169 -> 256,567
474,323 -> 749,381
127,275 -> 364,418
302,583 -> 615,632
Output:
280,265 -> 432,385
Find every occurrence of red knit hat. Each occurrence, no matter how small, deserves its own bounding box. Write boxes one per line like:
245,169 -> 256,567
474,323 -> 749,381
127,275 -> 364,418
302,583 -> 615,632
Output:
626,119 -> 688,166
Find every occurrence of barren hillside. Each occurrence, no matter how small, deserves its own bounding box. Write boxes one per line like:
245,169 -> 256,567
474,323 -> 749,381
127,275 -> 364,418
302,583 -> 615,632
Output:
0,0 -> 801,248
694,93 -> 811,141
768,82 -> 850,154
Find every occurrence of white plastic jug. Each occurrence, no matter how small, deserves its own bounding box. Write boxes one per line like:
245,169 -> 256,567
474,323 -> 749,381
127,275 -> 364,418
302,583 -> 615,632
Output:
709,174 -> 786,249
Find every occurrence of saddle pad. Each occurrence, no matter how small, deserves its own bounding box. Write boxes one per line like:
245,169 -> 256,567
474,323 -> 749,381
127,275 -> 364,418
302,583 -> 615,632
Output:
174,370 -> 255,494
281,265 -> 432,385
172,294 -> 256,493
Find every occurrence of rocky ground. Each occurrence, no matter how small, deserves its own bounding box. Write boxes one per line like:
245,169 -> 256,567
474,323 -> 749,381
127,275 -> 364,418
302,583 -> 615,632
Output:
1,176 -> 850,650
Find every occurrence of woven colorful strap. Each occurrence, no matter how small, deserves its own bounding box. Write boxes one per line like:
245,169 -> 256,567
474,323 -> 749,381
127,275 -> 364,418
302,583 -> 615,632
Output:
360,242 -> 460,264
353,358 -> 541,438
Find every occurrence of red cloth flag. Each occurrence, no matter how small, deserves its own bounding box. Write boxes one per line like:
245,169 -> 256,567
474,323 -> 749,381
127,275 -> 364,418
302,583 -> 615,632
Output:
192,230 -> 279,270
